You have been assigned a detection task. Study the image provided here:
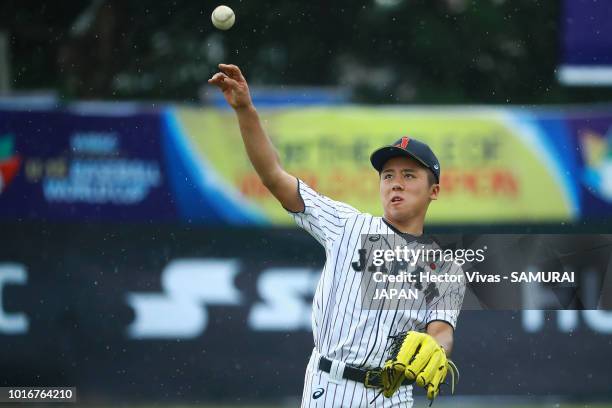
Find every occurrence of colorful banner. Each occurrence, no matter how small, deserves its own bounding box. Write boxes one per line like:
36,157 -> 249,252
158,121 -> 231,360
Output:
2,105 -> 612,224
0,110 -> 177,221
562,110 -> 612,219
174,107 -> 603,224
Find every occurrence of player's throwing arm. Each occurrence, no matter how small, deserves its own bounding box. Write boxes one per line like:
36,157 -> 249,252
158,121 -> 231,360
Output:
208,63 -> 303,212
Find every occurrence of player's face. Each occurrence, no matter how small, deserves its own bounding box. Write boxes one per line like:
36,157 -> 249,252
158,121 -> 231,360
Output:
379,156 -> 439,221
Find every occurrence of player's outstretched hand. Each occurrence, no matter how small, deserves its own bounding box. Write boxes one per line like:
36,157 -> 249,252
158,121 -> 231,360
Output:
208,64 -> 253,110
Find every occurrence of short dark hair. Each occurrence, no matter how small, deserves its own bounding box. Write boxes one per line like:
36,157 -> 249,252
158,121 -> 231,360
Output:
426,170 -> 436,186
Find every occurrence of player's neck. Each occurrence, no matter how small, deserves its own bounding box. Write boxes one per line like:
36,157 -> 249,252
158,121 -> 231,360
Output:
382,215 -> 425,237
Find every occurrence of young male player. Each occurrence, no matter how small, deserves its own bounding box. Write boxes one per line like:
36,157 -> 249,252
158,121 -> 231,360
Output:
209,64 -> 465,407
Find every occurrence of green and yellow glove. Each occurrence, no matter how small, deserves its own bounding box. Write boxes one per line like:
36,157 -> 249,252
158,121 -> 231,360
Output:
381,331 -> 459,402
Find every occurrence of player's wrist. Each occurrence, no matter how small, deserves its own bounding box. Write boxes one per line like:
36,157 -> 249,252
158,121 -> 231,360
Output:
234,101 -> 256,114
429,335 -> 448,355
440,343 -> 453,358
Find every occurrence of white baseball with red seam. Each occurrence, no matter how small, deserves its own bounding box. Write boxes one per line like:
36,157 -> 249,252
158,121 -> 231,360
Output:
211,5 -> 235,30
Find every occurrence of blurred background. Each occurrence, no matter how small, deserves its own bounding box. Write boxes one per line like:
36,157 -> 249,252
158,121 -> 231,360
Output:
1,0 -> 612,407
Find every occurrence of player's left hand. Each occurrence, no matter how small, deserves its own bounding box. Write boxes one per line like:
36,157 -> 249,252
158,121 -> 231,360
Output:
381,331 -> 459,402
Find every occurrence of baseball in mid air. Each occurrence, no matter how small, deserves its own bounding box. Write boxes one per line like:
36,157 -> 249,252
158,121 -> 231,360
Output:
211,5 -> 235,30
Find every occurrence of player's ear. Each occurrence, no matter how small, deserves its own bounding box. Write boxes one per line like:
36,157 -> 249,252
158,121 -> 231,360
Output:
429,184 -> 440,200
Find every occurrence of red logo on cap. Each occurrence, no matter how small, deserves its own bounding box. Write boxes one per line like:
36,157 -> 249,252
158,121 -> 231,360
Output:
395,136 -> 410,149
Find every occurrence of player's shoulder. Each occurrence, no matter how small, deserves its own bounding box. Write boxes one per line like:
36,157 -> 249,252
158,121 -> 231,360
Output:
347,213 -> 387,230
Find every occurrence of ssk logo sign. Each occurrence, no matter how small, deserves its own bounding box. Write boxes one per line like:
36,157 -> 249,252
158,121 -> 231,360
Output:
126,259 -> 318,339
0,263 -> 29,334
126,259 -> 242,339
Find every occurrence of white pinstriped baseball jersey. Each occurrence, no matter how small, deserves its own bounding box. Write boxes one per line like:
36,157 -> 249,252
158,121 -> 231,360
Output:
288,178 -> 465,407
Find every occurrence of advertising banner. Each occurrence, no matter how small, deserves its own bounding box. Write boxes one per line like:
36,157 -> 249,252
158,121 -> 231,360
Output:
1,224 -> 611,403
0,110 -> 177,221
173,106 -> 612,225
0,109 -> 268,224
2,106 -> 612,225
562,110 -> 612,219
559,0 -> 612,85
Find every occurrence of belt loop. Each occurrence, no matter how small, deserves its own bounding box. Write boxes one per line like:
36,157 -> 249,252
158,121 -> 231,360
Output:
328,359 -> 346,385
310,348 -> 318,371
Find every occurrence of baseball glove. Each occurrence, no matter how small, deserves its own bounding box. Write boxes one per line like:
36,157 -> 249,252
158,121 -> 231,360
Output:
381,331 -> 459,403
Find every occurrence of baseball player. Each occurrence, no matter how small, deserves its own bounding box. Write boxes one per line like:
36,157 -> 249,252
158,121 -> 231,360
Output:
209,64 -> 465,407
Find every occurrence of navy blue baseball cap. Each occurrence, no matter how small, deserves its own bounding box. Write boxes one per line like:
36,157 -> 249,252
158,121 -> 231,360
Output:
370,136 -> 441,183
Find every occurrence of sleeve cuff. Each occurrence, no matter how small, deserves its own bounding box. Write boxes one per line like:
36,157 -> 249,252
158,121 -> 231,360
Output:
283,177 -> 307,214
